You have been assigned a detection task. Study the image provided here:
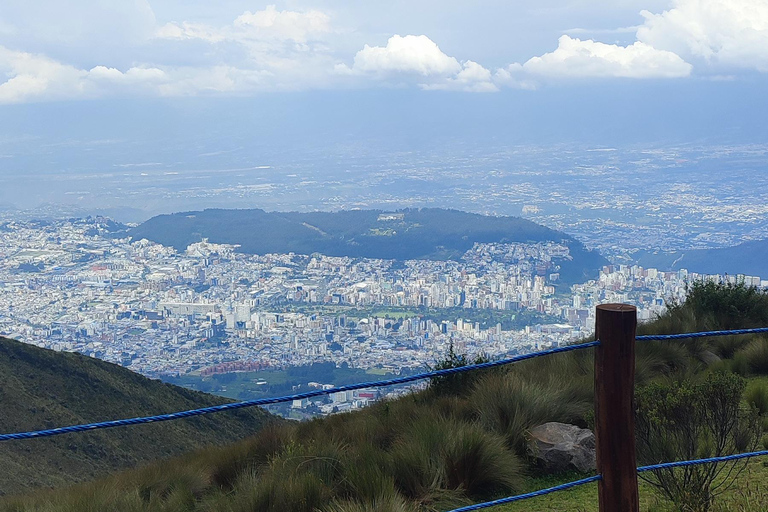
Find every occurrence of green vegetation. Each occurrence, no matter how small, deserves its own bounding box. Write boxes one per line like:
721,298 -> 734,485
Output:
636,372 -> 761,511
280,303 -> 560,331
4,281 -> 768,511
163,363 -> 408,418
0,337 -> 277,496
127,208 -> 608,283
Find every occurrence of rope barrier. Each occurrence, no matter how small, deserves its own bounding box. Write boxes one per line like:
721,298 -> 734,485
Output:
638,450 -> 768,473
446,475 -> 602,512
637,327 -> 768,341
0,340 -> 599,441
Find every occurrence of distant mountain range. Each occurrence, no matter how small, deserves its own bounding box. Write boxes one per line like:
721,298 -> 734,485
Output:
0,337 -> 276,495
634,238 -> 768,279
127,208 -> 608,283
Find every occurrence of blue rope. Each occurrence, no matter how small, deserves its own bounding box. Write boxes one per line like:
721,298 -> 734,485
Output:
0,340 -> 599,442
448,449 -> 768,512
637,327 -> 768,341
446,475 -> 602,512
638,450 -> 768,472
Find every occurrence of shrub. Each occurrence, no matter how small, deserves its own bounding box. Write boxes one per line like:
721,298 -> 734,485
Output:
428,343 -> 491,397
745,381 -> 768,416
738,339 -> 768,375
636,372 -> 762,512
470,371 -> 590,454
323,490 -> 416,512
389,418 -> 522,502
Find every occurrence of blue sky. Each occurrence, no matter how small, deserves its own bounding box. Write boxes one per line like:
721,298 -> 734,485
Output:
1,1 -> 767,145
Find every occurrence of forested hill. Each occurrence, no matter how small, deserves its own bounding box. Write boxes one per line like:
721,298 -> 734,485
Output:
128,208 -> 608,283
0,337 -> 276,495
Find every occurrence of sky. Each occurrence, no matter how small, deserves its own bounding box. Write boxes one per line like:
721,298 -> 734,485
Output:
1,1 -> 768,153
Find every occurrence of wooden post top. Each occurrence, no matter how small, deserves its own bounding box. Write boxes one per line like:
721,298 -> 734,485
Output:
596,303 -> 637,313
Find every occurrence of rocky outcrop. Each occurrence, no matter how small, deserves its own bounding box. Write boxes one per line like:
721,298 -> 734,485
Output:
527,422 -> 596,473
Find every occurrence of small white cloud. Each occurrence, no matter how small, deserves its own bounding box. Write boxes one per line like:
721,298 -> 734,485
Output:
234,5 -> 330,42
422,60 -> 498,92
522,35 -> 692,78
351,35 -> 462,76
155,22 -> 227,43
157,5 -> 331,45
493,64 -> 537,90
156,66 -> 272,96
637,0 -> 768,71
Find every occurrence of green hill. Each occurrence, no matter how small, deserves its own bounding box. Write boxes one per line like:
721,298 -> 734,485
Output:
0,337 -> 277,496
4,282 -> 768,511
127,208 -> 608,283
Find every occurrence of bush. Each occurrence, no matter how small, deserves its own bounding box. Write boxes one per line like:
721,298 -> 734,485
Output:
428,343 -> 491,397
390,418 -> 522,502
738,339 -> 768,375
745,381 -> 768,416
636,372 -> 762,512
471,368 -> 591,454
323,490 -> 416,512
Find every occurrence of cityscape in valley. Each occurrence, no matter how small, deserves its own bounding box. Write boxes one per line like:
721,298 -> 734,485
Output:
1,208 -> 765,417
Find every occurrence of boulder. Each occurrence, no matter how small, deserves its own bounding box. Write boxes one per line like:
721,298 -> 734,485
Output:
527,422 -> 596,473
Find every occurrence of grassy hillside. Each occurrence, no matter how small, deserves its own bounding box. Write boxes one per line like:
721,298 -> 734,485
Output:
127,208 -> 608,283
3,282 -> 768,511
0,337 -> 277,496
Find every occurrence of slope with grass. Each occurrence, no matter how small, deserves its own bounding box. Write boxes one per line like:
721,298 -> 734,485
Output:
127,208 -> 608,283
4,282 -> 768,511
0,337 -> 277,496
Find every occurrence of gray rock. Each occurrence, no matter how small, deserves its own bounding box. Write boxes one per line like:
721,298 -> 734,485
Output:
527,422 -> 596,473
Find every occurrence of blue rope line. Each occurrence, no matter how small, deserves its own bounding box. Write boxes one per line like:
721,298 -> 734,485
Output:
637,327 -> 768,341
638,450 -> 768,472
448,449 -> 768,512
0,340 -> 599,442
446,475 -> 602,512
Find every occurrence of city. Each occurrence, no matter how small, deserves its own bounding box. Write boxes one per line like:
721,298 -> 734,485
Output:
1,216 -> 763,416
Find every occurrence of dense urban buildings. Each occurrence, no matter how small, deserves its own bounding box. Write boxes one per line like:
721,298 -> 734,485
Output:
2,217 -> 762,401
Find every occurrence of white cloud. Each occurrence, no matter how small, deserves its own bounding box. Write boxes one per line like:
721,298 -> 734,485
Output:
422,60 -> 498,92
350,35 -> 462,76
0,46 -> 85,103
155,22 -> 227,43
493,64 -> 537,90
637,0 -> 768,71
343,35 -> 500,92
521,35 -> 692,78
0,46 -> 168,103
157,5 -> 331,44
234,5 -> 331,42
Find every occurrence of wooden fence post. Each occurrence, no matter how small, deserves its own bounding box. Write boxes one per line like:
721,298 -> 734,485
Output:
594,303 -> 639,512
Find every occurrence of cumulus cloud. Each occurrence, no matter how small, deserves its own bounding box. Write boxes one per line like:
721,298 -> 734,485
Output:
422,60 -> 498,92
157,5 -> 331,44
234,5 -> 331,42
341,35 -> 496,92
637,0 -> 768,71
0,45 -> 168,103
350,35 -> 462,76
521,35 -> 692,78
